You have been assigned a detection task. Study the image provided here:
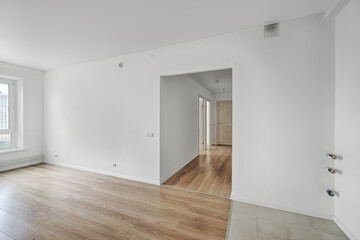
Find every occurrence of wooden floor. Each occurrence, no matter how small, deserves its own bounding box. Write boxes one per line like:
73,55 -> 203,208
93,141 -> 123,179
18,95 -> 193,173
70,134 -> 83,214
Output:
0,164 -> 231,240
163,146 -> 232,197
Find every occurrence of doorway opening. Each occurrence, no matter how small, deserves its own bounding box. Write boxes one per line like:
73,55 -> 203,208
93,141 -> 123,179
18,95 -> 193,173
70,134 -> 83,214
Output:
198,97 -> 211,153
160,69 -> 232,197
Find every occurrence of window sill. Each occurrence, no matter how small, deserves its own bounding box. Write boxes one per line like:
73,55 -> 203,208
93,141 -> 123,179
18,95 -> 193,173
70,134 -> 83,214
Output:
0,148 -> 26,154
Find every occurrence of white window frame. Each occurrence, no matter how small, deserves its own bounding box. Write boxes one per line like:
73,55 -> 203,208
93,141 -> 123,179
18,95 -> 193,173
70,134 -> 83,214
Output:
0,77 -> 17,150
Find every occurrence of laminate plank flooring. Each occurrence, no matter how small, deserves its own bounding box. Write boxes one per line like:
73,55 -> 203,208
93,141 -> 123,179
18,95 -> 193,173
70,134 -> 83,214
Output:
164,146 -> 232,197
0,164 -> 231,240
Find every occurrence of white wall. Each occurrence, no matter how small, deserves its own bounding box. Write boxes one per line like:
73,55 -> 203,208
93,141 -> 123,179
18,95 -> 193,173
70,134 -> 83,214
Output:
0,61 -> 44,170
214,91 -> 232,101
160,75 -> 213,183
44,56 -> 160,184
232,14 -> 335,218
44,14 -> 335,218
334,0 -> 360,239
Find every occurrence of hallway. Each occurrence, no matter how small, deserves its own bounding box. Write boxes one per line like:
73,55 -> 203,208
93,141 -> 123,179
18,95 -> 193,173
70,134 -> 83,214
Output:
163,146 -> 232,197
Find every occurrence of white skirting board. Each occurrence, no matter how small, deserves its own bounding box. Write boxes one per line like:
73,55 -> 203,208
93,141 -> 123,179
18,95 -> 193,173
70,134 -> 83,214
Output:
0,155 -> 44,172
334,216 -> 358,240
45,160 -> 160,186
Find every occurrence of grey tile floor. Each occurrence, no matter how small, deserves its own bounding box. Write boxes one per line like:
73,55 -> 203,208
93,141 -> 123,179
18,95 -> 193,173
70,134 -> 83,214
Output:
227,201 -> 349,240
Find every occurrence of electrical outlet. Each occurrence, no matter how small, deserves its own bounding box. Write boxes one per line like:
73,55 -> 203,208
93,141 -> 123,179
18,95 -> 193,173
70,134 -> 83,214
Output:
112,163 -> 117,167
147,133 -> 154,137
54,154 -> 59,158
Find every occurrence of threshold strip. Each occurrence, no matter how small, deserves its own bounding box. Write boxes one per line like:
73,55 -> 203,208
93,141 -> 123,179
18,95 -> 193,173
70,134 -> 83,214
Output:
161,184 -> 230,199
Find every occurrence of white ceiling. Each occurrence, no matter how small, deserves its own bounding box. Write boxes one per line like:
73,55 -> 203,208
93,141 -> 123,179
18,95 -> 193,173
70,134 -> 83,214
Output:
189,69 -> 232,94
0,0 -> 334,70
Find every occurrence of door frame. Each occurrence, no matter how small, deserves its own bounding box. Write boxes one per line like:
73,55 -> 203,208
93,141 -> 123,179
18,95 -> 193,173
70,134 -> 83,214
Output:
198,95 -> 211,152
159,67 -> 233,190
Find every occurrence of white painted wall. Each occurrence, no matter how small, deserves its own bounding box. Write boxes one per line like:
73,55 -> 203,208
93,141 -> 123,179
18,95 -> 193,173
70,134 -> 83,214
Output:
160,75 -> 213,183
232,14 -> 335,219
334,0 -> 360,239
44,14 -> 335,218
214,92 -> 232,101
44,56 -> 160,184
0,61 -> 44,170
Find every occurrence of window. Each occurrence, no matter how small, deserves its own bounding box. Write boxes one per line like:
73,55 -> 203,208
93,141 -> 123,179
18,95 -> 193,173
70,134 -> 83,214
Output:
0,78 -> 16,150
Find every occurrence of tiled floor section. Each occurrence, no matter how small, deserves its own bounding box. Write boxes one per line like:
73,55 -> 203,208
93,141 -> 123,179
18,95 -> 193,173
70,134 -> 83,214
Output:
227,201 -> 349,240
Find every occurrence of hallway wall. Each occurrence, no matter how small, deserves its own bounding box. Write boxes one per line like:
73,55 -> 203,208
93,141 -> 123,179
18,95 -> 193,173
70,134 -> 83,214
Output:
160,75 -> 214,183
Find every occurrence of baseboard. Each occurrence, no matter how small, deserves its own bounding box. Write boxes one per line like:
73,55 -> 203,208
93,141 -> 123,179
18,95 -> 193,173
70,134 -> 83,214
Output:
45,160 -> 160,185
232,195 -> 333,220
0,154 -> 44,172
334,216 -> 358,240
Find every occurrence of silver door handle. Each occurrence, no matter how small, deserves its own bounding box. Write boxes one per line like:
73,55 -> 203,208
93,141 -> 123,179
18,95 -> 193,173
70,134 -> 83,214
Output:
326,154 -> 338,160
326,189 -> 335,197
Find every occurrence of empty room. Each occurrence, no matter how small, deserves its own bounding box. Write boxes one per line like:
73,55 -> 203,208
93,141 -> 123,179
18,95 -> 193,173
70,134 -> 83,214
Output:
0,0 -> 359,240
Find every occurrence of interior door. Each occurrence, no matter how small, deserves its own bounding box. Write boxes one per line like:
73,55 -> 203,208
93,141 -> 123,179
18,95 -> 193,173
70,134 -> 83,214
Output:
216,100 -> 232,145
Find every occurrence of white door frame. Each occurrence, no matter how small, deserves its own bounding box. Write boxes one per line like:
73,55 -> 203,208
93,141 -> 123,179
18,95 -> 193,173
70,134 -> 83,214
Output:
159,67 -> 233,192
198,95 -> 212,152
